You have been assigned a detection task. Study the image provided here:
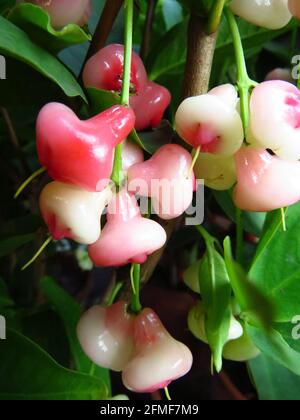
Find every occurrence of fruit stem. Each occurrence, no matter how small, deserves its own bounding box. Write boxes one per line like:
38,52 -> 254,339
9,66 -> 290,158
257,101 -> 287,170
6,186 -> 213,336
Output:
206,0 -> 226,34
14,167 -> 46,199
164,387 -> 172,401
189,146 -> 201,176
130,263 -> 142,313
281,207 -> 287,232
111,0 -> 134,188
107,281 -> 123,306
21,236 -> 52,271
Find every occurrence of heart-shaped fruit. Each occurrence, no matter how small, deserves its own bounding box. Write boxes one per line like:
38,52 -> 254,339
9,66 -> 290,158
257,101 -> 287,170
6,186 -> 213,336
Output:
88,190 -> 167,266
230,0 -> 291,30
77,301 -> 135,372
127,144 -> 195,220
248,81 -> 300,160
17,0 -> 92,28
83,44 -> 148,94
233,146 -> 300,212
175,84 -> 244,155
222,329 -> 260,362
122,139 -> 144,175
39,181 -> 112,244
36,103 -> 135,191
122,308 -> 193,393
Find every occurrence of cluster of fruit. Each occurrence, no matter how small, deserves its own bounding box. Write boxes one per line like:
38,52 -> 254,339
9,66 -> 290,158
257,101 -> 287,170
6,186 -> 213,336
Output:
77,302 -> 193,393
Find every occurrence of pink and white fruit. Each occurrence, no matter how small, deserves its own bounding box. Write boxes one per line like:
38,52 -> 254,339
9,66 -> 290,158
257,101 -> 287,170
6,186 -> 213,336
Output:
88,190 -> 167,266
234,146 -> 300,212
122,308 -> 193,393
230,0 -> 291,30
288,0 -> 300,19
248,81 -> 300,160
128,144 -> 195,220
122,140 -> 144,175
39,182 -> 112,244
36,103 -> 135,192
194,152 -> 236,191
18,0 -> 92,29
77,301 -> 134,372
175,84 -> 244,155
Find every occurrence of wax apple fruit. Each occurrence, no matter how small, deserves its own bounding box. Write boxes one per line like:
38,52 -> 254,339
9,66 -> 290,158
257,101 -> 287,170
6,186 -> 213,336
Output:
234,146 -> 300,212
175,84 -> 244,155
289,0 -> 300,19
82,44 -> 171,131
230,0 -> 291,30
265,68 -> 294,83
88,190 -> 167,267
122,140 -> 144,175
222,330 -> 260,362
248,81 -> 300,160
39,182 -> 112,244
18,0 -> 92,29
36,103 -> 135,191
127,144 -> 195,220
77,301 -> 134,371
122,308 -> 193,393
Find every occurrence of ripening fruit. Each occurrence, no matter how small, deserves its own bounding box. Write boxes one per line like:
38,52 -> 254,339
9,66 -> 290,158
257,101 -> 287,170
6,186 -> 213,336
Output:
289,0 -> 300,19
248,81 -> 300,161
88,190 -> 167,266
234,146 -> 300,212
175,84 -> 244,155
17,0 -> 92,29
122,140 -> 144,175
36,103 -> 135,192
39,182 -> 112,244
230,0 -> 291,30
223,330 -> 260,362
265,68 -> 294,83
188,301 -> 243,345
122,308 -> 193,393
194,152 -> 236,191
77,301 -> 135,372
183,260 -> 201,294
127,144 -> 195,220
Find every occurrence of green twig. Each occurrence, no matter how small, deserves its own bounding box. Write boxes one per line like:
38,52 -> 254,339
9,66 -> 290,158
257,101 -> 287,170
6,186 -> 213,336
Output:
207,0 -> 226,34
130,263 -> 142,313
107,282 -> 123,306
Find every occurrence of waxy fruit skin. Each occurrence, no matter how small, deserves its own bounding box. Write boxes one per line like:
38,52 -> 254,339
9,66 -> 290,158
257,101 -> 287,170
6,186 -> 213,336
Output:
248,81 -> 300,161
82,44 -> 148,94
88,190 -> 167,267
194,152 -> 236,191
39,182 -> 112,244
175,84 -> 244,155
122,308 -> 193,393
230,0 -> 291,30
77,301 -> 135,372
83,44 -> 171,131
127,144 -> 195,220
18,0 -> 92,28
122,140 -> 144,175
36,103 -> 135,192
223,331 -> 260,362
289,0 -> 300,19
234,146 -> 300,212
265,68 -> 294,84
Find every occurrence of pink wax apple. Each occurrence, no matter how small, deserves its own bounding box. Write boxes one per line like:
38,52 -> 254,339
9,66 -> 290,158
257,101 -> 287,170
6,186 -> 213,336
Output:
18,0 -> 92,29
36,103 -> 135,191
83,44 -> 148,94
233,146 -> 300,212
248,81 -> 300,160
122,139 -> 144,175
122,308 -> 193,393
39,182 -> 112,244
88,190 -> 167,267
289,0 -> 300,19
265,68 -> 294,83
175,84 -> 244,155
130,81 -> 171,131
77,301 -> 135,372
127,144 -> 195,220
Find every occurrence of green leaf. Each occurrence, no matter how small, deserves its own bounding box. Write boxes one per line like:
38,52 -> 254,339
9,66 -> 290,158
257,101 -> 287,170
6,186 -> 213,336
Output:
0,277 -> 13,308
0,16 -> 86,100
247,324 -> 300,376
0,329 -> 108,400
8,3 -> 91,52
199,248 -> 232,372
249,354 -> 300,400
250,203 -> 300,322
0,233 -> 35,258
224,237 -> 273,329
40,277 -> 111,394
